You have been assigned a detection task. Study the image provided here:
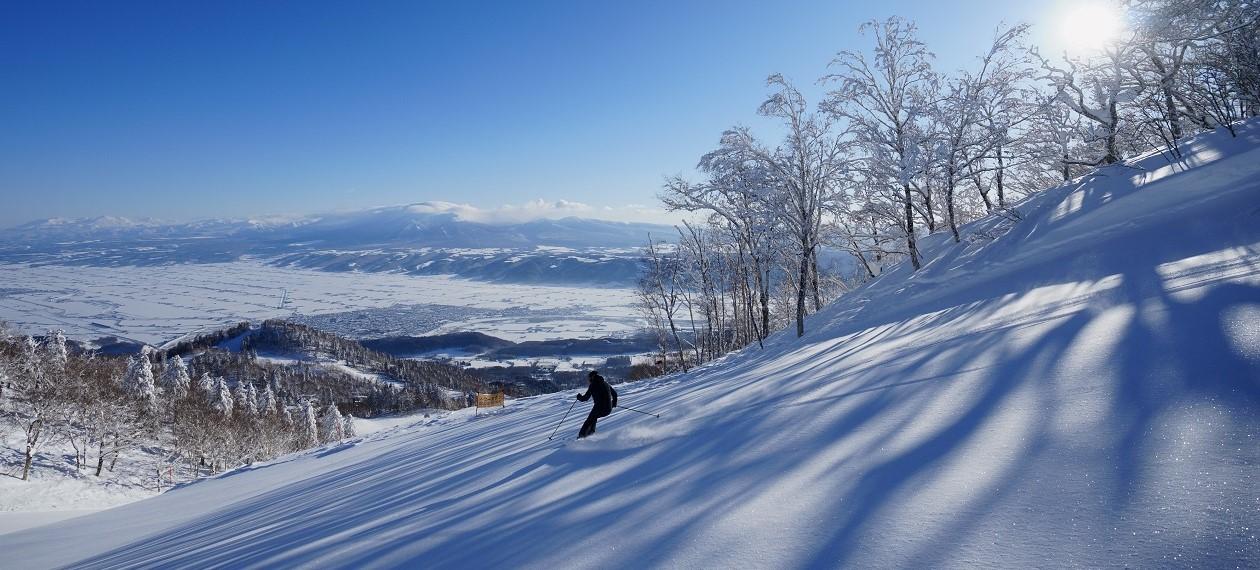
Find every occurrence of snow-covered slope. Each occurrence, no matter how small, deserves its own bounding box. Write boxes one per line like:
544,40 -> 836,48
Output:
4,124 -> 1259,568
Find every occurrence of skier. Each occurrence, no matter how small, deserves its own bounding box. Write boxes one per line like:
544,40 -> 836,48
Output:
576,370 -> 617,439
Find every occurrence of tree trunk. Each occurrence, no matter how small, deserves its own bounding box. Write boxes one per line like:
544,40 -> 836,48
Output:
946,168 -> 961,243
22,446 -> 34,481
976,173 -> 993,213
756,265 -> 770,341
809,247 -> 822,313
666,316 -> 688,373
66,434 -> 81,471
745,271 -> 763,348
922,191 -> 937,233
904,183 -> 921,270
1104,100 -> 1120,164
1163,84 -> 1182,141
995,145 -> 1006,207
21,419 -> 40,481
95,440 -> 107,477
854,247 -> 876,279
109,439 -> 120,471
1150,53 -> 1183,141
694,301 -> 706,365
796,237 -> 809,337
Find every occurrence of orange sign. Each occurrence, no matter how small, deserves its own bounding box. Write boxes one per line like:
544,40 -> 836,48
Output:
475,392 -> 505,409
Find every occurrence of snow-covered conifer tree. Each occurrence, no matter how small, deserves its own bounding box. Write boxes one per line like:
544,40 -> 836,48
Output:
320,404 -> 344,444
159,356 -> 191,399
122,350 -> 157,410
211,377 -> 233,417
298,401 -> 318,448
199,373 -> 216,400
234,381 -> 258,416
245,382 -> 258,415
343,413 -> 356,438
257,384 -> 278,416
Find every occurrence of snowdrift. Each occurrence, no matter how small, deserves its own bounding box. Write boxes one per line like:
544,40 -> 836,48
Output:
4,124 -> 1259,568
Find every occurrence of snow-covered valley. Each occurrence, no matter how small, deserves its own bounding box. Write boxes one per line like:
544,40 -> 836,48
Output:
0,261 -> 641,346
0,207 -> 672,287
2,118 -> 1257,568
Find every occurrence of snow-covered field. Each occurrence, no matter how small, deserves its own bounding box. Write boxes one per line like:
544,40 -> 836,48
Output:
2,125 -> 1259,567
253,351 -> 400,386
0,432 -> 164,537
0,260 -> 640,344
444,354 -> 611,370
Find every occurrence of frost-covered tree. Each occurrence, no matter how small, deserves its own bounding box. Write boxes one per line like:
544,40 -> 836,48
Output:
343,413 -> 356,438
257,384 -> 278,416
321,404 -> 345,444
233,381 -> 258,417
244,382 -> 258,416
298,401 -> 319,448
1126,0 -> 1260,139
4,337 -> 55,480
761,75 -> 848,329
198,372 -> 216,400
637,238 -> 690,371
211,377 -> 233,417
662,141 -> 779,343
45,330 -> 68,375
933,24 -> 1032,242
825,17 -> 938,270
122,350 -> 157,411
58,352 -> 122,474
717,76 -> 847,336
0,327 -> 11,402
159,356 -> 191,399
1038,39 -> 1143,165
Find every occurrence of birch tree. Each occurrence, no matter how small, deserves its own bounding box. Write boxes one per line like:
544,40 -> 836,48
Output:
1038,38 -> 1143,165
934,24 -> 1032,241
662,136 -> 779,343
637,238 -> 690,371
825,17 -> 937,270
720,75 -> 848,336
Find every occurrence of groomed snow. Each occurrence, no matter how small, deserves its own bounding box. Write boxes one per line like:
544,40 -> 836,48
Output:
2,124 -> 1259,567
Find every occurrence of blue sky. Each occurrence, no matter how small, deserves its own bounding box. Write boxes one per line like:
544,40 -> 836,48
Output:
0,0 -> 1070,227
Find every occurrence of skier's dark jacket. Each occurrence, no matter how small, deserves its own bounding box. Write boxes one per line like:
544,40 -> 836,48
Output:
577,374 -> 617,416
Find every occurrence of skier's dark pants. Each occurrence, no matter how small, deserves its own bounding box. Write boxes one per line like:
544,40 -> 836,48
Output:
578,409 -> 609,438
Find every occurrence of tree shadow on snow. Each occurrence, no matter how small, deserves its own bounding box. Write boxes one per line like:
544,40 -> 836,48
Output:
56,140 -> 1260,567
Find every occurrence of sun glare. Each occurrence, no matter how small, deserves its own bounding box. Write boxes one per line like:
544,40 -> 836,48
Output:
1055,1 -> 1127,53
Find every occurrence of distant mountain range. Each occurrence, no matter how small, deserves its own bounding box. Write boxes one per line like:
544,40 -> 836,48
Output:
2,204 -> 671,248
0,204 -> 676,286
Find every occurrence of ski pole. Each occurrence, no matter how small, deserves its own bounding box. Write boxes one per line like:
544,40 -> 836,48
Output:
548,400 -> 578,440
616,405 -> 661,418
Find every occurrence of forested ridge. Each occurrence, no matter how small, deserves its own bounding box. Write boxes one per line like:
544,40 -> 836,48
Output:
0,319 -> 486,485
